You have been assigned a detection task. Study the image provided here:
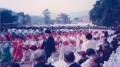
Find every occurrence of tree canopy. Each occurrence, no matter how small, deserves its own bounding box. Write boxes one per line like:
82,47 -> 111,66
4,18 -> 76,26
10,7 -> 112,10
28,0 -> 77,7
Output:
43,9 -> 51,25
89,0 -> 120,27
0,9 -> 31,27
0,10 -> 18,26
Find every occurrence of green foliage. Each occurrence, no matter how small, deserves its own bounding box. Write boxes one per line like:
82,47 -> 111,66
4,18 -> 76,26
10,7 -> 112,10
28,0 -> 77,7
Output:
0,10 -> 18,26
17,12 -> 31,26
74,17 -> 79,20
89,0 -> 120,27
43,9 -> 51,25
0,9 -> 31,27
23,14 -> 31,25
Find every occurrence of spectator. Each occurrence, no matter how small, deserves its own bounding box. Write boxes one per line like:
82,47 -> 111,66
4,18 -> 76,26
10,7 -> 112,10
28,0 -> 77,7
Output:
89,54 -> 101,67
103,38 -> 109,45
86,48 -> 95,58
81,54 -> 101,67
77,51 -> 87,65
113,38 -> 118,46
81,48 -> 95,67
98,44 -> 111,62
110,40 -> 118,52
81,33 -> 97,51
33,49 -> 54,67
64,51 -> 81,67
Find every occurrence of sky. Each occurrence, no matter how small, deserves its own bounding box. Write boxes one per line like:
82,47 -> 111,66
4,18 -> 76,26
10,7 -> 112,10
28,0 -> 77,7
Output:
0,0 -> 96,15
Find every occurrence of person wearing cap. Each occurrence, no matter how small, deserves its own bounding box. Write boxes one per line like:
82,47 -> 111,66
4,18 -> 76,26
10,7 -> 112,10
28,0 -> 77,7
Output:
77,51 -> 87,65
41,30 -> 56,62
33,49 -> 54,67
81,48 -> 96,67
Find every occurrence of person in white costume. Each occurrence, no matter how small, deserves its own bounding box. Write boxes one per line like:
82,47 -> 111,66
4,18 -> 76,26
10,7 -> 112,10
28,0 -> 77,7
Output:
81,33 -> 97,51
29,37 -> 38,66
76,40 -> 83,53
20,45 -> 31,64
68,33 -> 76,52
59,33 -> 69,60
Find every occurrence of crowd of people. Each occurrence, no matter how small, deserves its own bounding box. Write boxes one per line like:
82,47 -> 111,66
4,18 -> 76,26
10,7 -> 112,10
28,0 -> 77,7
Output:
0,26 -> 120,67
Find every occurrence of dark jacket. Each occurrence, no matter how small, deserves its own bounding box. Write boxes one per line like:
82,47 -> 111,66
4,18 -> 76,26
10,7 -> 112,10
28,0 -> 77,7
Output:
41,36 -> 56,57
69,63 -> 81,67
104,31 -> 108,37
34,62 -> 54,67
102,50 -> 111,61
77,58 -> 88,65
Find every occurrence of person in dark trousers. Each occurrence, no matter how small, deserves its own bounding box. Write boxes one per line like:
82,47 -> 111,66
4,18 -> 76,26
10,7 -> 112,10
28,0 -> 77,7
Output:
104,29 -> 108,38
41,30 -> 56,62
64,51 -> 81,67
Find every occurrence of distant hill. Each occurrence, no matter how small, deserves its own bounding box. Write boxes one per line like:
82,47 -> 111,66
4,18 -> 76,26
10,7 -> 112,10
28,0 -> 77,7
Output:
30,15 -> 44,23
48,10 -> 90,20
40,12 -> 58,19
0,8 -> 90,22
69,10 -> 90,20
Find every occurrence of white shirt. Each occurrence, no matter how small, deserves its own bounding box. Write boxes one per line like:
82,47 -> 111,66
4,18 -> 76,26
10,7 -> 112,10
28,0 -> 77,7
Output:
81,59 -> 90,67
81,39 -> 97,51
30,41 -> 37,46
53,59 -> 68,67
24,40 -> 31,45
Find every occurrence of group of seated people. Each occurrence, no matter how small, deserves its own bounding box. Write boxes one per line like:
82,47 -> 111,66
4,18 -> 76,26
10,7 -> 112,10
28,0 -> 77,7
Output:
53,36 -> 119,67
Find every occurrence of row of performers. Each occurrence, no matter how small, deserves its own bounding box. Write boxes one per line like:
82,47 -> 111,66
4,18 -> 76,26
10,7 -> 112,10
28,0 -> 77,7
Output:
1,26 -> 115,32
1,29 -> 105,42
0,30 -> 105,62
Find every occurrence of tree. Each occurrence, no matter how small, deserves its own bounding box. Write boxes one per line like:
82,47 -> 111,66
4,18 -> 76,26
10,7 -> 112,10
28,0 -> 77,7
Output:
0,10 -> 18,26
23,14 -> 31,25
89,0 -> 120,27
74,17 -> 79,20
74,17 -> 79,22
17,12 -> 31,26
43,9 -> 51,25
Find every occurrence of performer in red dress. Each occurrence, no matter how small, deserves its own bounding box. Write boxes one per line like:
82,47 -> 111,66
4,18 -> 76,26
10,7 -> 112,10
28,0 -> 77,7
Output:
12,36 -> 23,61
